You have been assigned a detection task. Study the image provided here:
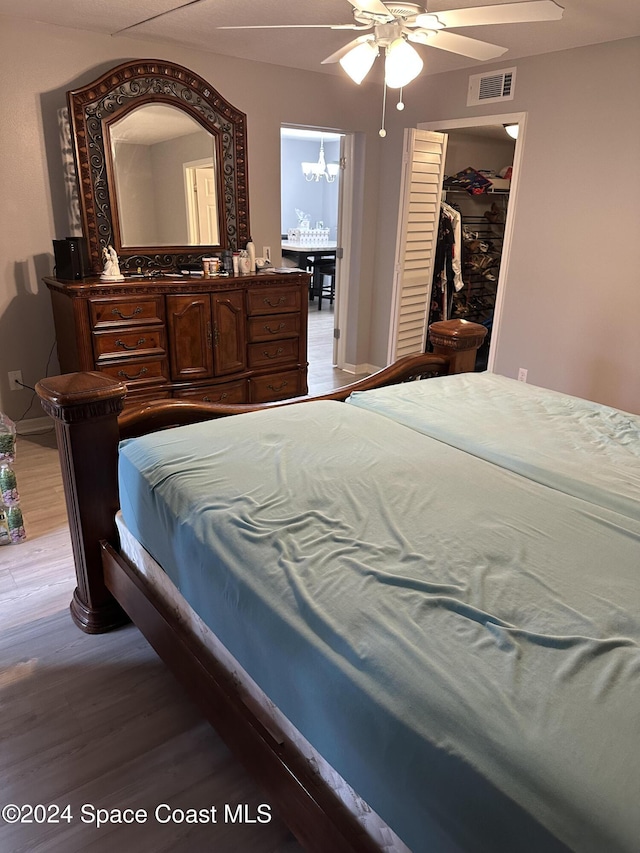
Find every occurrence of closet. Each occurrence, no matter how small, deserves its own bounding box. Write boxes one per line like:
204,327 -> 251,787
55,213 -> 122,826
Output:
428,128 -> 515,370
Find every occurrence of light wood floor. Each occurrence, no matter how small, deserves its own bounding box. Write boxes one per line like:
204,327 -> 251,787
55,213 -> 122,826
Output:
0,303 -> 362,851
306,304 -> 369,395
0,430 -> 302,852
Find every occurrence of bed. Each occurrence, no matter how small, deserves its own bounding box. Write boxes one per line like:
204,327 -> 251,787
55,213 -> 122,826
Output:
35,321 -> 640,853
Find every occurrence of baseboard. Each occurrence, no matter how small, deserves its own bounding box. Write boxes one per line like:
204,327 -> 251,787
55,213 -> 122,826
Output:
16,416 -> 54,435
341,363 -> 382,376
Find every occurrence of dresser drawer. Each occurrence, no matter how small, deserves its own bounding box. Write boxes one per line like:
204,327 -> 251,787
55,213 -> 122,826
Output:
98,358 -> 169,388
249,369 -> 305,403
246,287 -> 301,316
89,296 -> 165,328
248,338 -> 299,370
173,379 -> 248,405
247,313 -> 300,343
123,390 -> 171,409
93,326 -> 166,362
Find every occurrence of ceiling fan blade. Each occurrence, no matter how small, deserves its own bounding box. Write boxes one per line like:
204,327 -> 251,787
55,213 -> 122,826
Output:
217,23 -> 358,30
417,29 -> 508,60
321,35 -> 376,64
349,0 -> 392,17
416,1 -> 564,30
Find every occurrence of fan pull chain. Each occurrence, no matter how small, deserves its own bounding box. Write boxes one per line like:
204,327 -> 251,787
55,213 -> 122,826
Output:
397,87 -> 405,111
379,83 -> 388,137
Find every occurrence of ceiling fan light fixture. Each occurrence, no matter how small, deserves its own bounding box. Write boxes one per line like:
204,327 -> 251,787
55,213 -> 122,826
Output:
384,38 -> 424,89
504,123 -> 519,139
339,40 -> 379,84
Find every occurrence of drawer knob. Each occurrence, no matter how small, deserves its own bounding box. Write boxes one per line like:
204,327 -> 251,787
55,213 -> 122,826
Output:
267,380 -> 288,393
263,322 -> 285,335
117,366 -> 148,380
116,337 -> 146,350
112,306 -> 143,320
202,392 -> 228,403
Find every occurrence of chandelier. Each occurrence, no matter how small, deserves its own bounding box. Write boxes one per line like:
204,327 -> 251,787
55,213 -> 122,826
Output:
301,139 -> 339,183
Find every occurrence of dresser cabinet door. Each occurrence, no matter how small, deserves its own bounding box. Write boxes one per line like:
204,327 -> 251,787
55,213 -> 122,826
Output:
211,290 -> 247,376
167,291 -> 247,380
166,294 -> 214,381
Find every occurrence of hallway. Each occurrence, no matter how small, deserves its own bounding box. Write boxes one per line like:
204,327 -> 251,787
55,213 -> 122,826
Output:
306,305 -> 367,395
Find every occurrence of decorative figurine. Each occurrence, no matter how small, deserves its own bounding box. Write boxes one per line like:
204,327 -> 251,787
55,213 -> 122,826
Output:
100,245 -> 124,281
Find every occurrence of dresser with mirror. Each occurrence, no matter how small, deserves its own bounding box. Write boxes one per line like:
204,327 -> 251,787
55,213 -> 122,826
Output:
45,59 -> 308,406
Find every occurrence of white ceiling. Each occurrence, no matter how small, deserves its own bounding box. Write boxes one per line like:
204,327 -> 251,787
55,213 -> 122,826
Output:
1,0 -> 639,78
110,103 -> 206,144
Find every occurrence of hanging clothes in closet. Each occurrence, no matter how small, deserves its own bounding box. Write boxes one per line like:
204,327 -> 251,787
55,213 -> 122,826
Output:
432,201 -> 463,321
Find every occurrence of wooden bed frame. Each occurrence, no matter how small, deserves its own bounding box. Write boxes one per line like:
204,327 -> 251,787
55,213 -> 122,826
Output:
36,319 -> 486,853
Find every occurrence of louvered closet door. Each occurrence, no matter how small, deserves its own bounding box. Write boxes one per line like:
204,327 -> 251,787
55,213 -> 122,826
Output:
388,129 -> 447,362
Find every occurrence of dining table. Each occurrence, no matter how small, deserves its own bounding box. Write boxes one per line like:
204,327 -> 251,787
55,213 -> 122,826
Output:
281,241 -> 337,302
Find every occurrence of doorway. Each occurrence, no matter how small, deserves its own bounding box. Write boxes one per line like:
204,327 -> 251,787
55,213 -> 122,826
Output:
418,112 -> 526,371
280,126 -> 353,392
184,158 -> 219,244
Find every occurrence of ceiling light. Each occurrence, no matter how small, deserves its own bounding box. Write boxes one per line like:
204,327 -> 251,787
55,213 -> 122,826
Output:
334,25 -> 427,137
504,123 -> 519,139
385,38 -> 424,89
339,40 -> 378,85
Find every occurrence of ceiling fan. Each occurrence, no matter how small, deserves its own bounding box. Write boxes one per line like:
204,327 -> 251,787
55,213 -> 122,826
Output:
219,1 -> 564,84
219,0 -> 563,135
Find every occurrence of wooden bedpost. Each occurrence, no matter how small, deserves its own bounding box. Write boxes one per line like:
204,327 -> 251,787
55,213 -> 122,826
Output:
36,372 -> 129,634
428,319 -> 488,374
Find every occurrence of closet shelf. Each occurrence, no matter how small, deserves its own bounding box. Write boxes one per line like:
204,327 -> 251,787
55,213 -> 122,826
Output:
443,187 -> 510,195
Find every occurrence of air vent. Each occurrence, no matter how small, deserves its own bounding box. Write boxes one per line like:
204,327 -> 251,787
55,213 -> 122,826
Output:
467,67 -> 516,106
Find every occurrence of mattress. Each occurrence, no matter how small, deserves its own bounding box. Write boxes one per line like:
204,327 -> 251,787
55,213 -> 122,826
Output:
347,372 -> 640,519
118,398 -> 640,853
115,512 -> 410,853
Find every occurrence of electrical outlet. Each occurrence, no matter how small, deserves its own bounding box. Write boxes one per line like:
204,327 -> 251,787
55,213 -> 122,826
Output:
517,367 -> 528,382
8,370 -> 23,391
262,246 -> 271,263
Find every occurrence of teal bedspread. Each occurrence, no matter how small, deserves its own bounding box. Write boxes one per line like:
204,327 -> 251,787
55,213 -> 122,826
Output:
118,398 -> 640,853
348,372 -> 640,519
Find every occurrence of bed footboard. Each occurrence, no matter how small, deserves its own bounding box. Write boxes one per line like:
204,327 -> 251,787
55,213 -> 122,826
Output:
101,541 -> 382,853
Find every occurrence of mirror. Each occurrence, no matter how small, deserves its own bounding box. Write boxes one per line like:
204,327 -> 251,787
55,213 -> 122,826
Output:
109,103 -> 220,248
67,60 -> 250,273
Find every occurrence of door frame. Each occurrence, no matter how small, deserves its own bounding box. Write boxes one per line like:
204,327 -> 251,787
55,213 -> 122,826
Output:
417,111 -> 527,371
334,131 -> 355,369
280,125 -> 355,370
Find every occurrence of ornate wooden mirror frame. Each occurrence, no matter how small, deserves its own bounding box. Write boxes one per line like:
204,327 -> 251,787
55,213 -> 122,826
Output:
68,59 -> 250,273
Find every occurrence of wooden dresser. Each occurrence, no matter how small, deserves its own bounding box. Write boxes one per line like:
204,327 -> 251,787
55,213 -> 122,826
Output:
45,272 -> 309,407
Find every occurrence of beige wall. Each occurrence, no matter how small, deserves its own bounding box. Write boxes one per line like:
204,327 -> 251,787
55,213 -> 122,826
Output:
369,37 -> 640,413
443,130 -> 515,177
1,17 -> 638,420
0,16 -> 383,421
